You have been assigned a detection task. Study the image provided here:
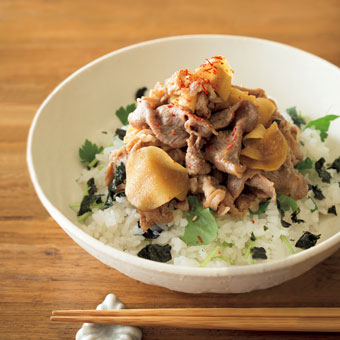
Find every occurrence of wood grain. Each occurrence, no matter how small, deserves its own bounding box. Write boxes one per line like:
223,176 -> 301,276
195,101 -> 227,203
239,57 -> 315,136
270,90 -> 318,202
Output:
1,0 -> 340,339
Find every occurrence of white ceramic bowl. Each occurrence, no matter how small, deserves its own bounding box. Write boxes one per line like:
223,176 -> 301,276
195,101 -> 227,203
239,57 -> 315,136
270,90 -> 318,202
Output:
27,35 -> 340,293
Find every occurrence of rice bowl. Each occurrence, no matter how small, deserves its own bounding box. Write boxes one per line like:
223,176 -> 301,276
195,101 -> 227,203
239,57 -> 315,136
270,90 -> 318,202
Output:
27,35 -> 340,293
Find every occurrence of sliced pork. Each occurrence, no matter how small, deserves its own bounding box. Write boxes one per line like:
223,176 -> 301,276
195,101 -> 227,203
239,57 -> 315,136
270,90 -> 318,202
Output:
146,104 -> 189,148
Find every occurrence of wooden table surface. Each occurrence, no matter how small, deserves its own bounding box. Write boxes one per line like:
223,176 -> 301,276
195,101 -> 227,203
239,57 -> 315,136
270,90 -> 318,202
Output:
1,0 -> 340,339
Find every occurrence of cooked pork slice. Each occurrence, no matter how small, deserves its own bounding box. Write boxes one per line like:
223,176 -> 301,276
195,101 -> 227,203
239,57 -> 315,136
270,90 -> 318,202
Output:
128,99 -> 153,129
201,176 -> 226,211
189,177 -> 199,193
124,128 -> 159,153
227,169 -> 260,199
262,154 -> 308,200
271,111 -> 304,164
167,148 -> 186,166
146,104 -> 189,148
235,193 -> 259,213
205,130 -> 245,177
184,114 -> 217,139
175,198 -> 189,211
209,105 -> 236,130
195,92 -> 210,118
233,85 -> 267,98
138,204 -> 174,231
211,168 -> 226,184
210,100 -> 252,130
216,189 -> 242,217
206,101 -> 259,178
105,146 -> 128,186
246,174 -> 276,201
186,135 -> 211,175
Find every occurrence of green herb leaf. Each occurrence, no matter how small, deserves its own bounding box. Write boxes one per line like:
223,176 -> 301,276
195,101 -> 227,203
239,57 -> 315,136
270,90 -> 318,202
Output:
315,158 -> 332,183
79,139 -> 103,164
182,196 -> 218,246
135,87 -> 147,100
328,205 -> 337,216
304,114 -> 339,142
250,232 -> 256,241
249,198 -> 270,215
295,157 -> 314,170
328,156 -> 340,173
295,231 -> 321,249
137,244 -> 172,263
286,107 -> 306,128
277,193 -> 298,213
251,247 -> 267,259
115,103 -> 136,125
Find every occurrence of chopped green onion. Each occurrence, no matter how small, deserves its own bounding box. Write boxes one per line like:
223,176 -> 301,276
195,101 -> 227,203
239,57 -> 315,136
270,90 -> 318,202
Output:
91,202 -> 105,210
83,183 -> 89,195
280,235 -> 295,254
97,165 -> 105,171
69,202 -> 80,210
77,211 -> 92,222
200,246 -> 220,268
222,241 -> 233,248
88,157 -> 98,168
308,195 -> 318,213
244,240 -> 255,259
215,255 -> 233,264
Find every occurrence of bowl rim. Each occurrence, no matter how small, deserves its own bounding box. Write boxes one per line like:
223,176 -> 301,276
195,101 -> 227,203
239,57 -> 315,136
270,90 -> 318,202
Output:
27,34 -> 340,277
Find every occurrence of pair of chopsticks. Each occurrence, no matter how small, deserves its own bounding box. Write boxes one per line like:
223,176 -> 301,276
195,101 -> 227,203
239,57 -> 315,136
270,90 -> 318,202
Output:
51,307 -> 340,332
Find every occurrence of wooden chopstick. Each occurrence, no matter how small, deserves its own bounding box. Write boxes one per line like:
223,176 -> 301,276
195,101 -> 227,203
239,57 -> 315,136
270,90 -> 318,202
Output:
50,308 -> 340,332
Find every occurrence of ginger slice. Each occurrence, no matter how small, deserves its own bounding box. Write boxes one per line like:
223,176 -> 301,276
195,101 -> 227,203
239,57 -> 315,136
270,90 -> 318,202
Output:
241,122 -> 288,171
126,146 -> 189,211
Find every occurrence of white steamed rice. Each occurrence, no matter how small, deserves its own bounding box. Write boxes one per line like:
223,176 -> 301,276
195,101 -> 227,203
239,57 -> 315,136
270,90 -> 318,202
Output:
74,118 -> 340,267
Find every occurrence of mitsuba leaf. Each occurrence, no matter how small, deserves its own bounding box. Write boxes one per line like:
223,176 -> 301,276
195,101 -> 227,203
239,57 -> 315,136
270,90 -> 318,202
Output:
79,139 -> 103,164
182,196 -> 218,246
277,194 -> 298,213
304,114 -> 339,142
328,156 -> 340,173
135,87 -> 147,100
137,244 -> 172,262
315,158 -> 331,183
251,247 -> 267,259
286,107 -> 306,128
295,231 -> 321,249
276,193 -> 298,228
115,103 -> 136,125
295,157 -> 314,170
